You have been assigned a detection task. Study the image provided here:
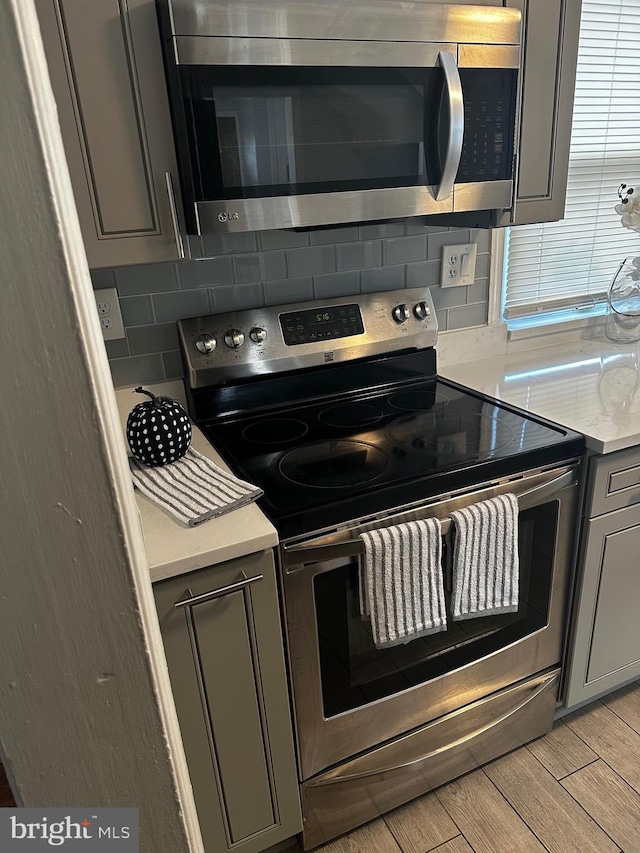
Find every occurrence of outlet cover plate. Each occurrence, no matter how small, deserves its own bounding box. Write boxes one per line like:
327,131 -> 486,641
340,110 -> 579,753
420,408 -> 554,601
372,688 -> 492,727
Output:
94,287 -> 125,341
441,243 -> 477,287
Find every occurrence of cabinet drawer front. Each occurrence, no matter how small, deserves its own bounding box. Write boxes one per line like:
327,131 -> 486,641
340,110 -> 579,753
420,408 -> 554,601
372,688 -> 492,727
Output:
589,447 -> 640,517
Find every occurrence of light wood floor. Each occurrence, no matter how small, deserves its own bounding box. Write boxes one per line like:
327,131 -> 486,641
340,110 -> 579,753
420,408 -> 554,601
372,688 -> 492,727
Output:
302,679 -> 640,853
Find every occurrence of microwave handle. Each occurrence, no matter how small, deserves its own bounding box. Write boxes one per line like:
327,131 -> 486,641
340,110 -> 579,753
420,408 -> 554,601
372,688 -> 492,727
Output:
435,51 -> 464,202
282,467 -> 578,569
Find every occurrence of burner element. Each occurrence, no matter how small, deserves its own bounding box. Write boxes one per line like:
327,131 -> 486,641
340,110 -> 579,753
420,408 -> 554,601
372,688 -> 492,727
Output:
319,404 -> 383,428
242,418 -> 309,445
388,390 -> 449,412
279,440 -> 389,488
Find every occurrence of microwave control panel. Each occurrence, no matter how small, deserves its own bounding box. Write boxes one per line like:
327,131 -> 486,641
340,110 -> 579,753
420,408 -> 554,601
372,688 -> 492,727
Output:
457,69 -> 516,182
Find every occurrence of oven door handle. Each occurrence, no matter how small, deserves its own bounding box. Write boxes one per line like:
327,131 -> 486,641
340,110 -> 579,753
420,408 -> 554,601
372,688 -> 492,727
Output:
281,468 -> 577,569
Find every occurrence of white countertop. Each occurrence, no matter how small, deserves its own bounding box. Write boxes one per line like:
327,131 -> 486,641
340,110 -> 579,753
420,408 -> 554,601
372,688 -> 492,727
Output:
115,382 -> 278,583
441,337 -> 640,454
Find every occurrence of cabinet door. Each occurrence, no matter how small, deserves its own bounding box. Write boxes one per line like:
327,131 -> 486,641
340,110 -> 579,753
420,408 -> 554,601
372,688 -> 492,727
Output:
154,551 -> 301,853
35,0 -> 183,268
564,504 -> 640,708
501,0 -> 582,225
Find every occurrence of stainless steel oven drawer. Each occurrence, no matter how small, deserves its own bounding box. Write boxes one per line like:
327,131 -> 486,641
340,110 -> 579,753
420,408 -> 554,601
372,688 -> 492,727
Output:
300,668 -> 559,850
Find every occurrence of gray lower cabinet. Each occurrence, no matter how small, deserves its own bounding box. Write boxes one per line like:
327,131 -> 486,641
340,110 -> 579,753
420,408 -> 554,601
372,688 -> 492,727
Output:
154,550 -> 302,853
565,447 -> 640,707
502,0 -> 582,225
35,0 -> 182,269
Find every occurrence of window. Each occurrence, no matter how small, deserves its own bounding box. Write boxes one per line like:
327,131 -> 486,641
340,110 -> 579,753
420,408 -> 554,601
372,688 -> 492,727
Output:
504,0 -> 640,324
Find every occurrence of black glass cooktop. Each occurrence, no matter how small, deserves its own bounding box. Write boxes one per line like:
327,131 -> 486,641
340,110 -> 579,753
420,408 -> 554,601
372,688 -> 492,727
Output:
199,365 -> 584,539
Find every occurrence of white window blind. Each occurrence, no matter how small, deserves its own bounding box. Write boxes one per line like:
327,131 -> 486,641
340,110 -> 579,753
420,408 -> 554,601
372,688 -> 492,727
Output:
505,0 -> 640,320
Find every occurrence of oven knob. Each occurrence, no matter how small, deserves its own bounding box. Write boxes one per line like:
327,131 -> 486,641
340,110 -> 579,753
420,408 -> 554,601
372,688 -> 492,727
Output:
392,304 -> 409,324
413,301 -> 431,320
250,327 -> 267,344
195,333 -> 216,355
224,328 -> 245,349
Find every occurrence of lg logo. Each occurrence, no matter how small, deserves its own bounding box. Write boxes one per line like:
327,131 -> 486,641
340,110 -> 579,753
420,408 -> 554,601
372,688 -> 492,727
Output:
218,212 -> 240,223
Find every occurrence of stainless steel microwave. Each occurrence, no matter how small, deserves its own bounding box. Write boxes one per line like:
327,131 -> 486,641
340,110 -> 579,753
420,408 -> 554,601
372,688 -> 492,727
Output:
157,0 -> 522,235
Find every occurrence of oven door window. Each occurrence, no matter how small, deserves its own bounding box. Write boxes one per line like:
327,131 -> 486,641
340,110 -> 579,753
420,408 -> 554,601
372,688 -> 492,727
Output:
179,65 -> 515,201
315,501 -> 556,718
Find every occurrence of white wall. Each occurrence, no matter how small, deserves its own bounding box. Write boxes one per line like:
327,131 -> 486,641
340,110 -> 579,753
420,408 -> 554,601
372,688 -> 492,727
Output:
0,3 -> 202,850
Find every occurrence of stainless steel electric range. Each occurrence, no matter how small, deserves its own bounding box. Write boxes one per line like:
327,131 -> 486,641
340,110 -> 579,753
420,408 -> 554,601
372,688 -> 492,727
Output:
178,287 -> 585,849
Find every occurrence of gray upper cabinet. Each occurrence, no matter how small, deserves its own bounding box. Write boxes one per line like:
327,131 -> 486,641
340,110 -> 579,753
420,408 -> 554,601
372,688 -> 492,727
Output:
154,550 -> 302,853
564,447 -> 640,708
35,0 -> 182,269
502,0 -> 583,225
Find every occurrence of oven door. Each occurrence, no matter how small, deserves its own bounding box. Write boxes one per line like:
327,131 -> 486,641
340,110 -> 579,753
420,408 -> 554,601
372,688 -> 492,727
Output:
168,38 -> 518,233
280,462 -> 581,781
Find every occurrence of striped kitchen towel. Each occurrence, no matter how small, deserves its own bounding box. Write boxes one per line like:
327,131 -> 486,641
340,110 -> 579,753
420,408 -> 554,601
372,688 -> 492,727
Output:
129,448 -> 263,527
359,518 -> 446,649
450,493 -> 519,621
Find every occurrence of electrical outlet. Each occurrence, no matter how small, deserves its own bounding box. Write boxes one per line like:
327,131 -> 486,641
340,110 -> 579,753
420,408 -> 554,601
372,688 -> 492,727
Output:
441,243 -> 478,287
94,287 -> 125,341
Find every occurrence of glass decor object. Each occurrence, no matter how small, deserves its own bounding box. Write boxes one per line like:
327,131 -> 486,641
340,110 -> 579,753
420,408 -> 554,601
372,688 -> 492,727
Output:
605,257 -> 640,344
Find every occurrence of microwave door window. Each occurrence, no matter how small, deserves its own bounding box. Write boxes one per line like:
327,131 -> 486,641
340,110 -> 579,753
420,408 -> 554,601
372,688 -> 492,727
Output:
183,67 -> 437,201
215,95 -> 297,189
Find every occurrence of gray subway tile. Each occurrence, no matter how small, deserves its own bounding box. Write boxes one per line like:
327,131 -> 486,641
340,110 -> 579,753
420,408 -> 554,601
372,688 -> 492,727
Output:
127,322 -> 180,356
152,289 -> 211,323
470,228 -> 491,253
210,283 -> 265,313
424,225 -> 454,235
178,257 -> 235,289
163,351 -> 185,381
311,226 -> 360,245
435,309 -> 448,331
466,279 -> 489,304
259,229 -> 310,250
430,285 -> 468,311
428,229 -> 470,261
234,254 -> 260,284
336,240 -> 382,271
359,221 -> 405,240
105,338 -> 130,359
360,265 -> 405,293
187,235 -> 205,258
404,217 -> 430,236
448,301 -> 488,330
384,235 -> 428,266
314,271 -> 360,299
109,354 -> 166,388
405,260 -> 441,288
202,232 -> 258,256
264,277 -> 314,306
115,262 -> 179,296
90,268 -> 116,290
234,251 -> 287,284
287,245 -> 336,278
120,295 -> 154,328
474,252 -> 490,280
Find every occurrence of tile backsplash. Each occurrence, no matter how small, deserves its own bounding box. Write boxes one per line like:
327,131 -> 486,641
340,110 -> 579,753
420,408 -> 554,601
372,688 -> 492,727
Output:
92,221 -> 491,388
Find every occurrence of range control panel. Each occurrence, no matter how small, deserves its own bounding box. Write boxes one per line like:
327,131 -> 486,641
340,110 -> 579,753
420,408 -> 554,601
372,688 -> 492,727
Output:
280,303 -> 364,346
178,287 -> 438,389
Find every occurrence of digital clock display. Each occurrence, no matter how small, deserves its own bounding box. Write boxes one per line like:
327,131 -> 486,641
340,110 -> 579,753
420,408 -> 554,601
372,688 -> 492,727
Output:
279,303 -> 364,346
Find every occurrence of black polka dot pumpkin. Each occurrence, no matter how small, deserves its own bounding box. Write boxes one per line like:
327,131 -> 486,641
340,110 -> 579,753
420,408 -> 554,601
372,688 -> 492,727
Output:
126,387 -> 192,467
